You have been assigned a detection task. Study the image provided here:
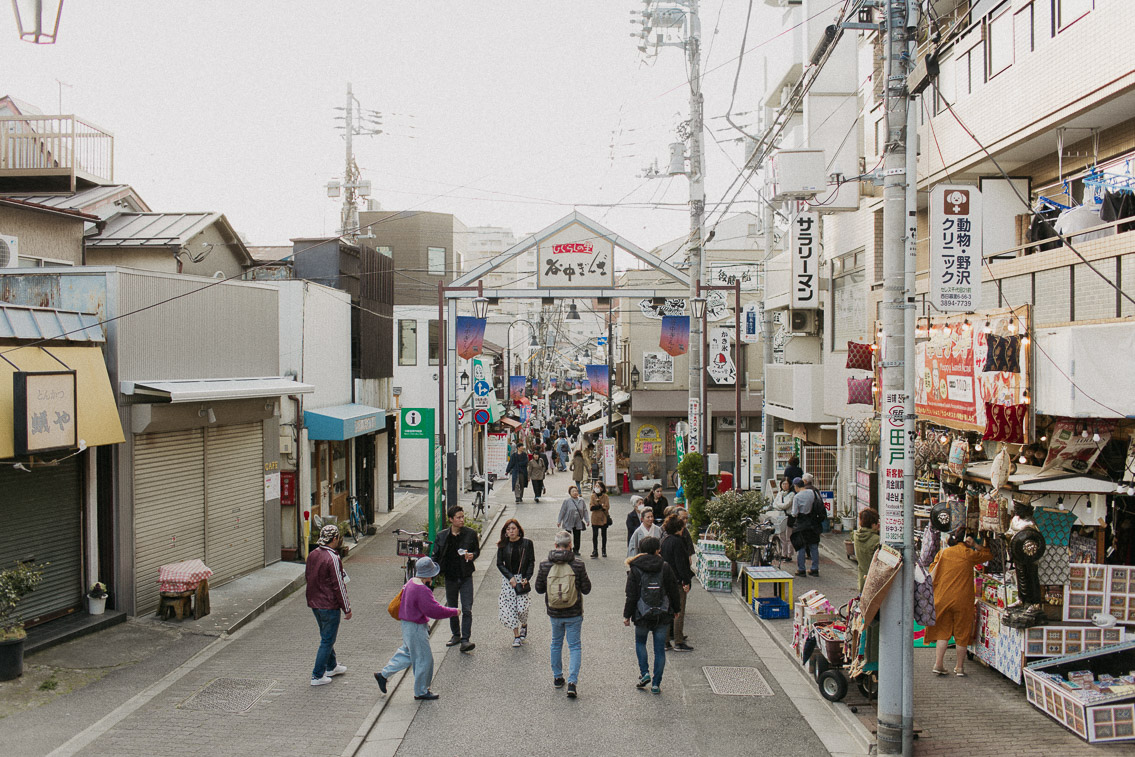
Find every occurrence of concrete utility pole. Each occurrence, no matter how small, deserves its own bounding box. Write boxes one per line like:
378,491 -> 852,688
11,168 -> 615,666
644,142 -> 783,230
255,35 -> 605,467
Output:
329,83 -> 381,242
761,201 -> 775,489
877,0 -> 918,755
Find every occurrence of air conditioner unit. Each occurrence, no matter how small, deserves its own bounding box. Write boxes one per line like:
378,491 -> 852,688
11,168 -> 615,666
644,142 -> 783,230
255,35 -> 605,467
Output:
0,235 -> 18,268
788,309 -> 818,334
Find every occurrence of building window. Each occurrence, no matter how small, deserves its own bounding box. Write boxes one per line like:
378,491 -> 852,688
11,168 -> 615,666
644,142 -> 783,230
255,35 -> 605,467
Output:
376,245 -> 392,258
831,249 -> 866,349
398,319 -> 417,366
428,320 -> 439,365
428,246 -> 446,276
1015,2 -> 1035,54
1056,0 -> 1092,31
986,3 -> 1013,79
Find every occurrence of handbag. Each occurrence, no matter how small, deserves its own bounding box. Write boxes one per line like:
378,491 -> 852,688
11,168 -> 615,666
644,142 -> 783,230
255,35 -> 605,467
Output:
513,542 -> 532,595
387,587 -> 404,620
790,530 -> 807,551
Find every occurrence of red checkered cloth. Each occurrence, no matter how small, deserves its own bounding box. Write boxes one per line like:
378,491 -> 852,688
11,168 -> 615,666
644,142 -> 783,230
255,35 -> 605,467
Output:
158,559 -> 213,593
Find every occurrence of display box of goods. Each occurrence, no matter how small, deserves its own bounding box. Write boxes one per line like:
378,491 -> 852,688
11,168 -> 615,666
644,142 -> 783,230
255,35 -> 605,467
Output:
1023,640 -> 1135,743
754,597 -> 791,620
701,576 -> 732,593
1025,626 -> 1126,658
697,539 -> 727,555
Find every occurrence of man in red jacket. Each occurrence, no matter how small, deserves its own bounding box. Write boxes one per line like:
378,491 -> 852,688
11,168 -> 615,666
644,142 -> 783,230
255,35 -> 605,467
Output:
307,524 -> 352,686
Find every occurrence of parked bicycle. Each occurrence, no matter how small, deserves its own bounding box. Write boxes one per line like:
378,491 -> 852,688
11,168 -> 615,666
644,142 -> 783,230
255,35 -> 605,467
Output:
393,529 -> 432,584
347,495 -> 366,544
742,516 -> 784,568
470,472 -> 497,519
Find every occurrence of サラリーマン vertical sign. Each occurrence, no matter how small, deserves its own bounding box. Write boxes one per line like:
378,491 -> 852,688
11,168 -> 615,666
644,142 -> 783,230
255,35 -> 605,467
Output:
790,212 -> 819,309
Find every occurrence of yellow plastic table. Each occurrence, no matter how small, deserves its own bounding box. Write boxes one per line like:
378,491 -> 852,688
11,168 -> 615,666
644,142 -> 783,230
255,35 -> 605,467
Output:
743,566 -> 794,608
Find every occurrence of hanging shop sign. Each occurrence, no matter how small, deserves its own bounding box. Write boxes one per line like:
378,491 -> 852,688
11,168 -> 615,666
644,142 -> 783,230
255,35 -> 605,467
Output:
1041,419 -> 1114,474
486,431 -> 509,475
930,184 -> 982,312
881,390 -> 909,545
13,371 -> 78,454
642,351 -> 674,383
708,262 -> 762,291
639,294 -> 729,322
790,212 -> 820,309
635,423 -> 661,454
687,398 -> 700,454
707,328 -> 736,385
913,307 -> 1029,433
741,302 -> 760,344
603,439 -> 617,488
536,223 -> 614,288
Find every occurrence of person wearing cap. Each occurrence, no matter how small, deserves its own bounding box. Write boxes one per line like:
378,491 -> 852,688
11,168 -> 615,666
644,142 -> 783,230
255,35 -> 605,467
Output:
374,557 -> 459,701
306,524 -> 352,686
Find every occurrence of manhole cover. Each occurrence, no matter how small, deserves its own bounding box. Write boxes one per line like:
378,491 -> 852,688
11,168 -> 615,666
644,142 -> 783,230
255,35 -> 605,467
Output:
179,678 -> 276,712
703,666 -> 774,696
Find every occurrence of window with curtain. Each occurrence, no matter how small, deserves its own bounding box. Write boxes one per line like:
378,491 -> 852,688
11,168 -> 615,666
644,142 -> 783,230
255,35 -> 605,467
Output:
428,320 -> 439,365
398,319 -> 417,366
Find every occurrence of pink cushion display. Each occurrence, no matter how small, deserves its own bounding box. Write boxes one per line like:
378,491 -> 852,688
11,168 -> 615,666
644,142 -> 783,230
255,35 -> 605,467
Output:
848,377 -> 873,405
846,342 -> 874,371
982,402 -> 1028,444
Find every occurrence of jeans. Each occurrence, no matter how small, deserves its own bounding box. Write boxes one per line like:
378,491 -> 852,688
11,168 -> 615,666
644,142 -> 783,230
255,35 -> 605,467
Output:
549,615 -> 583,684
797,542 -> 820,572
635,621 -> 668,685
311,608 -> 341,680
512,474 -> 525,501
380,620 -> 434,697
558,450 -> 569,470
591,525 -> 608,554
445,574 -> 474,641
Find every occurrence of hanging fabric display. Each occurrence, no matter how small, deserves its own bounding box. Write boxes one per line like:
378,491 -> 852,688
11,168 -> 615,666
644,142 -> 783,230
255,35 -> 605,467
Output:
455,316 -> 487,359
982,334 -> 1022,373
947,438 -> 969,476
982,402 -> 1028,443
659,315 -> 690,357
846,342 -> 874,371
847,377 -> 873,405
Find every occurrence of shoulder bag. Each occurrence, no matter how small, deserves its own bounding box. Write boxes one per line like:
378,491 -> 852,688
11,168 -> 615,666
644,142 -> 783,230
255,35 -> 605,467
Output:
513,541 -> 532,595
387,587 -> 404,620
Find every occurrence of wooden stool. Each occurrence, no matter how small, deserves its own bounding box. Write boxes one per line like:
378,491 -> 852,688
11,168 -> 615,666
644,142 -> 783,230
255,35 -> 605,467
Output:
193,579 -> 211,619
158,590 -> 195,620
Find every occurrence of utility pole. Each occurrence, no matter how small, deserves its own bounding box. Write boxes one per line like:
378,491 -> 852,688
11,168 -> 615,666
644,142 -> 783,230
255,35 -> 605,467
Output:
328,83 -> 381,242
633,0 -> 705,453
761,200 -> 775,489
877,0 -> 917,755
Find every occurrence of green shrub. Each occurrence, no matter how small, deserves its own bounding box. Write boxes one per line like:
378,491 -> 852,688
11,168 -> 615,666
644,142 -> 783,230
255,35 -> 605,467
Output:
0,561 -> 46,640
705,489 -> 771,548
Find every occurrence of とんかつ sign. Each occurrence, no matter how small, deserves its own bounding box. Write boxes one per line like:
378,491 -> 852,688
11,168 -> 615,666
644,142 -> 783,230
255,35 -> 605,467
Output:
14,371 -> 77,454
930,185 -> 982,312
536,223 -> 614,288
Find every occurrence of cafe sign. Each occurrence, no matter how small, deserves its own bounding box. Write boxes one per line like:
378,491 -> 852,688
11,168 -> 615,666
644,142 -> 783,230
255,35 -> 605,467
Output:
14,371 -> 77,454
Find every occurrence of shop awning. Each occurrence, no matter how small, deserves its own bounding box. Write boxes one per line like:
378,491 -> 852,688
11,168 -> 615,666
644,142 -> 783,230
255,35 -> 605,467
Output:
304,403 -> 386,441
612,390 -> 631,406
579,413 -> 624,434
500,416 -> 522,429
963,461 -> 1117,494
122,376 -> 314,403
0,345 -> 125,459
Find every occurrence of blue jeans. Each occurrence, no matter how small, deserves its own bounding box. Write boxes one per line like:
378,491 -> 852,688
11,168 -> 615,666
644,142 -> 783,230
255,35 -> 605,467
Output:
311,608 -> 341,680
549,615 -> 583,684
380,620 -> 434,697
797,542 -> 820,572
635,621 -> 668,685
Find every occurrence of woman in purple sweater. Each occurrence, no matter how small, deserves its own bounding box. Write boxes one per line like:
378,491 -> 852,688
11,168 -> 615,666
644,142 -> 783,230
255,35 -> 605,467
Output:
374,557 -> 459,701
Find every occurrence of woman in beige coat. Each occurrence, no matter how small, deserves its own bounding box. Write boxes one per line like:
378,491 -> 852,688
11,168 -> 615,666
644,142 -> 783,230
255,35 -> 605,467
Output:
570,450 -> 587,490
589,481 -> 611,558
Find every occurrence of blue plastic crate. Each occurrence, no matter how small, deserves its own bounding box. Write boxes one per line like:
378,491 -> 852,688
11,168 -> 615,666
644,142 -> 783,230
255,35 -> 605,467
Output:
755,597 -> 791,620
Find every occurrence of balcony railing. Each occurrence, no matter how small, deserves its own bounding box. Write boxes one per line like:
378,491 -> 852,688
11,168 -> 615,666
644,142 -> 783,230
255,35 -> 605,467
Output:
765,363 -> 833,424
0,115 -> 114,190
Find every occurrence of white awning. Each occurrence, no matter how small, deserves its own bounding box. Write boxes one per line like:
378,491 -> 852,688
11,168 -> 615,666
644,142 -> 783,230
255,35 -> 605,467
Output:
964,461 -> 1117,494
612,390 -> 631,405
579,413 -> 623,434
121,376 -> 315,403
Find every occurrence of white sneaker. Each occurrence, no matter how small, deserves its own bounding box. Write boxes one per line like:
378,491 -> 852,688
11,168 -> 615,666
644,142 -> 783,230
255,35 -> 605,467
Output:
326,664 -> 347,677
512,637 -> 522,647
311,675 -> 333,686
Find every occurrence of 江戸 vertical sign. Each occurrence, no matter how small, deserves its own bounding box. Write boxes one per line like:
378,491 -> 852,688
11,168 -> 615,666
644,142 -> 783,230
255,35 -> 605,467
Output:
536,222 -> 614,288
14,371 -> 77,454
790,212 -> 819,309
930,185 -> 982,312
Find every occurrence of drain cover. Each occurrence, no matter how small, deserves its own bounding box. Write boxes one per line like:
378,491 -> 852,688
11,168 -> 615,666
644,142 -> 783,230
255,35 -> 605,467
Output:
179,678 -> 276,712
702,666 -> 774,696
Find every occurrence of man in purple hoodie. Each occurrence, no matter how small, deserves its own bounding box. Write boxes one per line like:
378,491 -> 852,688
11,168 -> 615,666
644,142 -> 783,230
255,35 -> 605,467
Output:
374,557 -> 459,701
306,524 -> 352,686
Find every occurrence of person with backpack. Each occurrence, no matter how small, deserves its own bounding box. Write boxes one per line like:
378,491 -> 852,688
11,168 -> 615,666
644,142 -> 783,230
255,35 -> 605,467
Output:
660,515 -> 694,652
527,447 -> 548,503
556,485 -> 589,556
534,530 -> 592,699
623,536 -> 682,694
789,477 -> 822,577
555,434 -> 572,472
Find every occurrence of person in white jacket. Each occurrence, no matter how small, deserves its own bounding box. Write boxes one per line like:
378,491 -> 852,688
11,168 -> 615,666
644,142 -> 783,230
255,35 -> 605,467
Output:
627,508 -> 664,558
770,478 -> 795,560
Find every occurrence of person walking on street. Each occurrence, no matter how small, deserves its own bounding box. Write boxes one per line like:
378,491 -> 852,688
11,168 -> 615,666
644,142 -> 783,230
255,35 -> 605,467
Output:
506,444 -> 529,504
535,530 -> 592,699
570,449 -> 587,489
306,524 -> 352,686
927,530 -> 992,676
771,478 -> 796,560
783,456 -> 803,486
374,557 -> 457,701
496,518 -> 535,647
626,496 -> 645,545
853,508 -> 881,592
432,506 -> 480,652
589,480 -> 611,558
643,483 -> 669,523
528,448 -> 548,503
556,434 -> 572,472
790,478 -> 822,577
557,485 -> 590,555
544,443 -> 555,476
623,536 -> 682,694
661,515 -> 694,652
627,507 -> 663,558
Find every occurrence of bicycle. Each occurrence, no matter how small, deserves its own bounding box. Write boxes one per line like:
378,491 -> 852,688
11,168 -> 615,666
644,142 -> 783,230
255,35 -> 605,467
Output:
393,529 -> 432,584
347,495 -> 365,545
470,472 -> 496,519
742,516 -> 785,568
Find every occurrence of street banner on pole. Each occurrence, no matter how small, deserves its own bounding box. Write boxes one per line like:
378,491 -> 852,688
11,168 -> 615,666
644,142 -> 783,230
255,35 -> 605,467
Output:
509,376 -> 526,402
659,315 -> 690,356
687,397 -> 701,454
790,211 -> 820,309
930,185 -> 982,312
707,327 -> 736,384
741,302 -> 760,343
455,316 -> 487,359
585,364 -> 609,397
881,390 -> 909,545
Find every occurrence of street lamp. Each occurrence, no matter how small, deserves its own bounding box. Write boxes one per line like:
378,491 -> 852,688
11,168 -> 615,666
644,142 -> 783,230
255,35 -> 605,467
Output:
12,0 -> 63,44
690,296 -> 707,320
459,369 -> 469,391
505,320 -> 539,403
631,365 -> 640,389
472,296 -> 489,319
566,302 -> 581,320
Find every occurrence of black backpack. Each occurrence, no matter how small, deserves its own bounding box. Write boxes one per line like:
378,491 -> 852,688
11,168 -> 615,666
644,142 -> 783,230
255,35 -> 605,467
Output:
634,567 -> 670,625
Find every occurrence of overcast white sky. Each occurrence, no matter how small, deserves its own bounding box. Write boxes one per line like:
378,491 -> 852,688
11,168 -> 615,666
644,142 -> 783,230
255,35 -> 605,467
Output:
4,1 -> 786,253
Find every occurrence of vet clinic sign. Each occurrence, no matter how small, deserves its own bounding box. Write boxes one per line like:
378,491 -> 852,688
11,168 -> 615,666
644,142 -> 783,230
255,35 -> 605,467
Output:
930,185 -> 982,312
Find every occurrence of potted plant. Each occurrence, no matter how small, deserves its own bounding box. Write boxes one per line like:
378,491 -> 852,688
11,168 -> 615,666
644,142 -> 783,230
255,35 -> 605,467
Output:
0,560 -> 46,681
88,582 -> 109,615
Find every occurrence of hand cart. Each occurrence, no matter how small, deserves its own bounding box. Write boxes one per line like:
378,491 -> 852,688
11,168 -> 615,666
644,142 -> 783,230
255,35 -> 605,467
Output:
803,598 -> 879,702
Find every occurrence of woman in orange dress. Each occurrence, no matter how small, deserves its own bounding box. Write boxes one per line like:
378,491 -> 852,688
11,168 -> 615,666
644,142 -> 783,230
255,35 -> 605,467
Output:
926,531 -> 991,676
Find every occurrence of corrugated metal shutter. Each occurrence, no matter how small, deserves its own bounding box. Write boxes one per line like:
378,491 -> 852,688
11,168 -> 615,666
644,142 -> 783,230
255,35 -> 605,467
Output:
0,459 -> 83,626
205,424 -> 264,584
134,430 -> 205,614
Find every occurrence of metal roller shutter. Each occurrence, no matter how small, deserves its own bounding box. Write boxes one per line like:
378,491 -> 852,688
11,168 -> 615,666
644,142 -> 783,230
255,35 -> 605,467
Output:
205,424 -> 264,584
134,429 -> 205,614
0,459 -> 83,626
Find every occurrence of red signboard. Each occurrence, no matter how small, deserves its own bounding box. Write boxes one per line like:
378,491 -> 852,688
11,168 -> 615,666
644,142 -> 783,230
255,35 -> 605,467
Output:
280,470 -> 296,507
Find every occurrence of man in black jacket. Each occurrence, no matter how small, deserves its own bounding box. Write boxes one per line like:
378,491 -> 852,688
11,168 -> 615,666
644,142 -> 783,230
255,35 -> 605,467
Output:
623,536 -> 683,694
432,506 -> 480,652
535,531 -> 592,699
505,445 -> 529,504
661,515 -> 694,652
